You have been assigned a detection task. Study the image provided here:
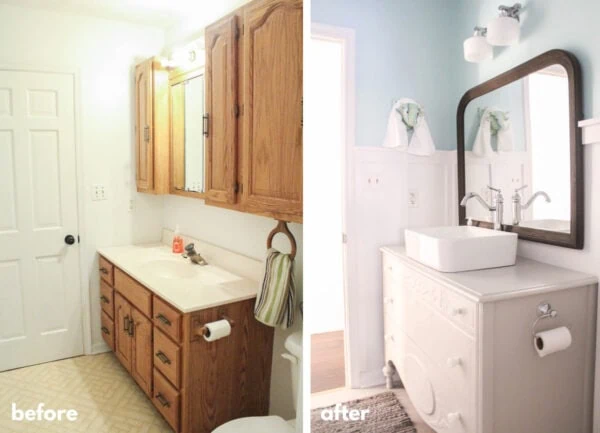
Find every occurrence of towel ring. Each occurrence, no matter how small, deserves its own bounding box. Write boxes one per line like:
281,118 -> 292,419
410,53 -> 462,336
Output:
267,220 -> 297,260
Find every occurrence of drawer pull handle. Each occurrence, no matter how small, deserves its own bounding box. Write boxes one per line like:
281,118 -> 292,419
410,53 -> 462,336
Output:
384,334 -> 394,342
447,412 -> 461,425
100,295 -> 110,304
156,393 -> 171,408
156,314 -> 172,326
156,351 -> 172,365
101,326 -> 110,335
447,357 -> 462,368
124,316 -> 130,332
450,307 -> 465,316
100,267 -> 109,275
383,297 -> 394,304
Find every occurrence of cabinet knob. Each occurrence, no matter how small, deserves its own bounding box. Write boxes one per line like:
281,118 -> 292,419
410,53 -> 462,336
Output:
383,297 -> 394,304
446,357 -> 462,368
450,307 -> 465,316
447,412 -> 461,425
384,334 -> 394,342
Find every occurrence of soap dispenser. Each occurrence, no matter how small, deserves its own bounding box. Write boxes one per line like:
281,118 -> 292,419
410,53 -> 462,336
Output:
172,225 -> 184,254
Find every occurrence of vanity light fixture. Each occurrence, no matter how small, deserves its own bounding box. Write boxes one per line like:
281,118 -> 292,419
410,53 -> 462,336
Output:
487,3 -> 522,46
464,26 -> 493,63
162,46 -> 199,69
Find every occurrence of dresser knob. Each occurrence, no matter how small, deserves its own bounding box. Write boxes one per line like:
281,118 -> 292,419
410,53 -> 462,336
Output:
383,297 -> 394,304
447,412 -> 461,424
384,334 -> 394,342
447,357 -> 462,368
450,307 -> 465,316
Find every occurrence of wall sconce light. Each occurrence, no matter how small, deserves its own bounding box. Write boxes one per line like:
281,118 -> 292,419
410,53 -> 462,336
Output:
487,3 -> 522,46
162,46 -> 199,69
464,27 -> 493,63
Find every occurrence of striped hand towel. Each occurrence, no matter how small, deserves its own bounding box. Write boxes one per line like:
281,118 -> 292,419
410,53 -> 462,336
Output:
254,248 -> 295,329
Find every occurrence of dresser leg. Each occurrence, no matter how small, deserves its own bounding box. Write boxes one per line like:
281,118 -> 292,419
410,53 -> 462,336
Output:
383,361 -> 396,390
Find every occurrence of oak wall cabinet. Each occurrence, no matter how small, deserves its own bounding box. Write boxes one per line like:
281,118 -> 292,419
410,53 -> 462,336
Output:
204,0 -> 303,223
135,57 -> 170,194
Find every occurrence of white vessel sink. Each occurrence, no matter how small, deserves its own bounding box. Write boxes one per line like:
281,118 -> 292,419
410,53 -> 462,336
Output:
404,226 -> 518,273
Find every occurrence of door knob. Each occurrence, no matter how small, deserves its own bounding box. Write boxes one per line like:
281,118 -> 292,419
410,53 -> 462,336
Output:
64,235 -> 76,245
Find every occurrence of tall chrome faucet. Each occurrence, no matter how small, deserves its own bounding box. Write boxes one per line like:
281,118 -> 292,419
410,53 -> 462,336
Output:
512,186 -> 551,225
460,185 -> 504,230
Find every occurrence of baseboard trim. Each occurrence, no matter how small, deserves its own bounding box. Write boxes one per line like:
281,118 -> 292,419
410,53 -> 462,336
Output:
358,369 -> 385,388
90,341 -> 111,355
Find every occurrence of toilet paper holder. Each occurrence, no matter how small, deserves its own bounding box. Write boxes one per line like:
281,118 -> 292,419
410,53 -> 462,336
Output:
531,302 -> 558,337
194,314 -> 235,339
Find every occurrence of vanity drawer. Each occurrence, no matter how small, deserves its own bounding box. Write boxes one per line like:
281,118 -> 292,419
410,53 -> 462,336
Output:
100,280 -> 114,319
154,329 -> 181,388
100,311 -> 115,351
153,297 -> 182,343
441,288 -> 476,334
99,256 -> 114,286
114,268 -> 152,318
153,369 -> 180,432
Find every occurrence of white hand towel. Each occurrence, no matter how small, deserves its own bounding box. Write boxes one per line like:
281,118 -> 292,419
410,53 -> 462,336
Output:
472,108 -> 495,158
497,120 -> 513,152
382,98 -> 435,156
382,100 -> 409,151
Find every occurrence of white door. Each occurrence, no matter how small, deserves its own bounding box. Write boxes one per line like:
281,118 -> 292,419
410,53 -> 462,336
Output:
0,70 -> 83,371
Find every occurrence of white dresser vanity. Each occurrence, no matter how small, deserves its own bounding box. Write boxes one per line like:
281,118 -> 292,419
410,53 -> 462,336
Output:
381,246 -> 597,433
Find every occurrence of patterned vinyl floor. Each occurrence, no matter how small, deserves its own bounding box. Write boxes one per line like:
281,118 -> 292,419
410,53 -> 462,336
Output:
0,353 -> 172,433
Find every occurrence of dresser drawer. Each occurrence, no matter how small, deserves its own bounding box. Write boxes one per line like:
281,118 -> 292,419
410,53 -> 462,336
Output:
153,297 -> 182,343
153,369 -> 180,432
114,268 -> 152,318
100,280 -> 114,319
100,311 -> 114,351
99,256 -> 114,286
154,329 -> 181,388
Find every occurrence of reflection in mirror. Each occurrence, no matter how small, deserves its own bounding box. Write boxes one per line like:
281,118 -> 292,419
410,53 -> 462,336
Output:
172,73 -> 205,194
464,64 -> 570,234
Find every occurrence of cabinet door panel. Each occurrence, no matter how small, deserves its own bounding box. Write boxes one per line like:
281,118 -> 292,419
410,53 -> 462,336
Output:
243,0 -> 303,219
131,307 -> 153,397
135,60 -> 154,191
114,293 -> 132,371
205,15 -> 239,204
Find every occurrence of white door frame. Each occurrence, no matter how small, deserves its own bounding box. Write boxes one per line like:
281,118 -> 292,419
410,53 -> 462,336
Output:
0,63 -> 91,357
311,23 -> 358,388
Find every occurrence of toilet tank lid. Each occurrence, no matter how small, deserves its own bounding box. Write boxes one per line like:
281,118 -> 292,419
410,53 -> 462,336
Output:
284,331 -> 302,359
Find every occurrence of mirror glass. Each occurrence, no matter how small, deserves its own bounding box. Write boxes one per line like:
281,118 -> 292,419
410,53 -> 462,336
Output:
463,64 -> 570,234
171,73 -> 205,193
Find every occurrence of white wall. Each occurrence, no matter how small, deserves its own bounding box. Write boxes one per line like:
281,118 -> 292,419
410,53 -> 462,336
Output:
0,3 -> 166,354
163,196 -> 303,419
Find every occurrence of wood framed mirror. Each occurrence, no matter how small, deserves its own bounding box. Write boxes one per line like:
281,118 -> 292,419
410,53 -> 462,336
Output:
457,49 -> 583,249
169,66 -> 206,198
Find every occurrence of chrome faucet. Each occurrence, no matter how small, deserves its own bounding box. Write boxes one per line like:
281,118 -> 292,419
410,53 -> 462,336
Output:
183,243 -> 208,265
460,186 -> 504,230
512,186 -> 551,225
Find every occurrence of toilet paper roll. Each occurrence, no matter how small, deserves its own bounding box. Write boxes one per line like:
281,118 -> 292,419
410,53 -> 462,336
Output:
203,319 -> 232,342
534,326 -> 572,358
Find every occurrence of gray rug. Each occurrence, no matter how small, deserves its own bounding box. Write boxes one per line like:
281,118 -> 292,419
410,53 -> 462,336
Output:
311,392 -> 417,433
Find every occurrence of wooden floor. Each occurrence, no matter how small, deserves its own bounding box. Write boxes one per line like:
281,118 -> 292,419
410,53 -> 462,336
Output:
311,331 -> 345,393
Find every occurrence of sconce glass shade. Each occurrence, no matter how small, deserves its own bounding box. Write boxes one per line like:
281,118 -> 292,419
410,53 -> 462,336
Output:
487,16 -> 520,46
464,35 -> 493,63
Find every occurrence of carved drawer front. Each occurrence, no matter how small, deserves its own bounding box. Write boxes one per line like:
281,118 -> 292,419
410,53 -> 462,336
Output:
153,296 -> 182,343
99,256 -> 114,286
100,280 -> 114,319
441,288 -> 476,335
154,328 -> 181,389
153,369 -> 180,432
100,311 -> 114,352
395,332 -> 474,433
114,268 -> 152,318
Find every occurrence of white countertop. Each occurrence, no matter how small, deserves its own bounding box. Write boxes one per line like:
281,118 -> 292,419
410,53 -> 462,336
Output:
98,244 -> 260,313
381,246 -> 598,302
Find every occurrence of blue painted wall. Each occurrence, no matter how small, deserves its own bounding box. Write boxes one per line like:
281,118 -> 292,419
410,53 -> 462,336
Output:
312,0 -> 473,150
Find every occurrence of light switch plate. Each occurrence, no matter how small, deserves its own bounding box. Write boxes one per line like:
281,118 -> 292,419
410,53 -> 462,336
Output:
92,184 -> 107,201
408,189 -> 419,208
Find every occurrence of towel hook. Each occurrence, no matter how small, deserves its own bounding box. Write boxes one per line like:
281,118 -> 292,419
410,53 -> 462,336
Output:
267,220 -> 297,260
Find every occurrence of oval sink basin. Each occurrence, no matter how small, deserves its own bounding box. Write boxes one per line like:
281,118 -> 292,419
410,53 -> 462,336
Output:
405,226 -> 518,273
142,260 -> 198,279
